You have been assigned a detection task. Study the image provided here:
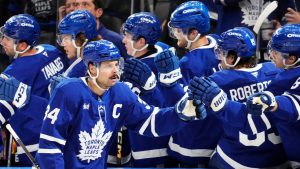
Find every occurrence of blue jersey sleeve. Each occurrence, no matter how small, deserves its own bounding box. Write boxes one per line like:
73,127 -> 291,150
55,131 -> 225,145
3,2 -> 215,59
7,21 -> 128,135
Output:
0,94 -> 47,125
123,91 -> 188,137
36,86 -> 76,169
0,100 -> 16,125
273,94 -> 300,124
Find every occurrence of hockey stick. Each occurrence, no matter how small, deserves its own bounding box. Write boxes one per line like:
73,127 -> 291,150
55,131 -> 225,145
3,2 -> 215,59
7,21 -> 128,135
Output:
4,123 -> 40,169
253,1 -> 278,34
7,134 -> 12,167
116,127 -> 123,165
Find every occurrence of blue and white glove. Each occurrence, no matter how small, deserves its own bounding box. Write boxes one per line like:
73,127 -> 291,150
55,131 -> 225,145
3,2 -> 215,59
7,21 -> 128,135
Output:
48,74 -> 68,94
122,58 -> 156,91
0,75 -> 31,108
154,49 -> 182,86
175,94 -> 207,121
246,91 -> 276,115
189,77 -> 227,112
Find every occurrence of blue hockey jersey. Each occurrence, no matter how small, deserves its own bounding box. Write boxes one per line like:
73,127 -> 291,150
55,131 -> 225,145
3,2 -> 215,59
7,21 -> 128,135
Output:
167,36 -> 222,167
263,66 -> 300,166
0,44 -> 67,165
208,62 -> 289,168
63,57 -> 86,78
126,42 -> 178,167
36,78 -> 188,169
179,36 -> 219,86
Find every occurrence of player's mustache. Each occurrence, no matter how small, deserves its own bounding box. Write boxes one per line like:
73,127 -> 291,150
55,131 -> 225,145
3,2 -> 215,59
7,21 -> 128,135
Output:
111,73 -> 119,80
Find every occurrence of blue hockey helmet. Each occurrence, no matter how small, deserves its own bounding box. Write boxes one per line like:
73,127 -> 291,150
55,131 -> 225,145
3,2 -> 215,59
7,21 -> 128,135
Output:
219,27 -> 256,58
1,14 -> 40,46
83,40 -> 121,67
169,1 -> 210,35
122,12 -> 161,45
269,24 -> 300,57
58,10 -> 97,42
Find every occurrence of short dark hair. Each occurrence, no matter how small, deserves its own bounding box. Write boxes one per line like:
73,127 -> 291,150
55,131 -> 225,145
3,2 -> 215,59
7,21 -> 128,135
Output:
92,0 -> 104,9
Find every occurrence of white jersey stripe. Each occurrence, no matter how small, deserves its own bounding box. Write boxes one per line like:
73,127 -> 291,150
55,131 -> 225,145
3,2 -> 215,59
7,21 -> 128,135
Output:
168,137 -> 213,157
17,143 -> 39,154
132,148 -> 167,160
0,100 -> 15,116
38,148 -> 62,154
40,133 -> 66,145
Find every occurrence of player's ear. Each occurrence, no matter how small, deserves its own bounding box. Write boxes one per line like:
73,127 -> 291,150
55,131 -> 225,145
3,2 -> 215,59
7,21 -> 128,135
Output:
288,55 -> 297,64
17,41 -> 30,51
136,37 -> 146,47
88,62 -> 97,76
188,29 -> 199,39
226,54 -> 235,65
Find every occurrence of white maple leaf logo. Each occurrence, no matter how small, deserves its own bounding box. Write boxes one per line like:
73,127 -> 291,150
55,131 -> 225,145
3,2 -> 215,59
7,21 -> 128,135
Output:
77,119 -> 112,163
239,0 -> 271,26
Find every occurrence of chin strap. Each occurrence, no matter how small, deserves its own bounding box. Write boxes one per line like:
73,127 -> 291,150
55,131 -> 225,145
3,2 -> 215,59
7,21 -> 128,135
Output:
130,40 -> 148,57
283,58 -> 300,69
184,33 -> 201,50
13,44 -> 31,59
87,63 -> 108,92
72,39 -> 88,58
224,56 -> 241,68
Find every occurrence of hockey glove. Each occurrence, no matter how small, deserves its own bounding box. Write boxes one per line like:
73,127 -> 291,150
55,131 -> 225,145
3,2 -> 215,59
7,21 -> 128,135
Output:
154,49 -> 182,86
122,58 -> 156,91
246,91 -> 276,115
189,77 -> 227,112
175,94 -> 206,121
48,74 -> 68,94
0,75 -> 31,108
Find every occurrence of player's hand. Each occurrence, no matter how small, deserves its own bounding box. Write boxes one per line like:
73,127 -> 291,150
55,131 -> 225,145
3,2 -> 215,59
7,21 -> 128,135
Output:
285,8 -> 300,24
189,76 -> 227,112
122,58 -> 156,92
0,74 -> 31,108
246,91 -> 276,115
154,49 -> 182,86
175,94 -> 207,121
48,74 -> 68,94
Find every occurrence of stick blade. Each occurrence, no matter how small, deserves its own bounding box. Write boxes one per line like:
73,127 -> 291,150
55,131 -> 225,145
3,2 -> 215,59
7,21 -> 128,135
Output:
253,1 -> 278,34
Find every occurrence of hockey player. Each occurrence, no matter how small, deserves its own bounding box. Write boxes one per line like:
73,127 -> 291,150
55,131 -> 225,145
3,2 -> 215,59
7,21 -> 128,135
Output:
165,1 -> 223,167
247,24 -> 300,168
188,27 -> 289,168
121,12 -> 183,167
168,1 -> 219,86
57,9 -> 101,78
35,39 -> 205,169
0,14 -> 67,166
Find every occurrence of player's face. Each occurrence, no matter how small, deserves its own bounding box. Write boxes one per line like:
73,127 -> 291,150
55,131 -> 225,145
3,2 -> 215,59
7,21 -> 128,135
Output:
65,0 -> 77,14
214,47 -> 230,68
0,33 -> 16,57
269,49 -> 286,68
122,32 -> 133,55
57,34 -> 76,59
97,60 -> 120,88
122,32 -> 142,57
171,28 -> 187,48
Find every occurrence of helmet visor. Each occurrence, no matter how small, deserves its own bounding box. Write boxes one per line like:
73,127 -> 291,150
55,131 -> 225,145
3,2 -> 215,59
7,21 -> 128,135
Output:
267,41 -> 289,61
168,21 -> 184,39
214,46 -> 228,60
56,34 -> 73,46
